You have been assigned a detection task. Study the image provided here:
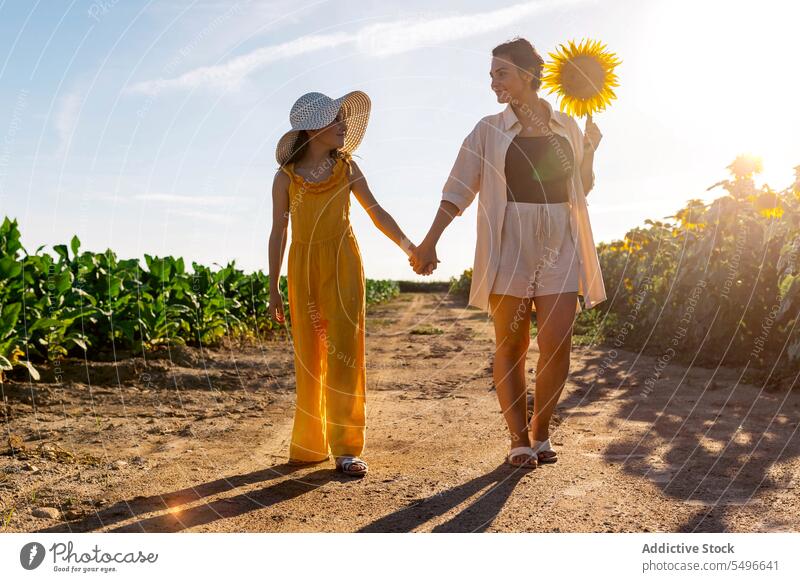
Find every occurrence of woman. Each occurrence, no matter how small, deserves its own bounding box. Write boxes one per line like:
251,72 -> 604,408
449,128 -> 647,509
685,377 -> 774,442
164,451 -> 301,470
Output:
268,91 -> 415,476
410,38 -> 607,468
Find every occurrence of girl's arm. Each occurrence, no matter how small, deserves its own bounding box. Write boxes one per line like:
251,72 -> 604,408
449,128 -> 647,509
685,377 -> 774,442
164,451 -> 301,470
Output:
267,170 -> 290,323
349,161 -> 416,256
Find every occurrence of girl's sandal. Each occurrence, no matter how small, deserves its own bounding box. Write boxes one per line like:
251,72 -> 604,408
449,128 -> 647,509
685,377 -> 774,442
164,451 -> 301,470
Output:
531,438 -> 558,464
506,446 -> 539,469
335,456 -> 368,477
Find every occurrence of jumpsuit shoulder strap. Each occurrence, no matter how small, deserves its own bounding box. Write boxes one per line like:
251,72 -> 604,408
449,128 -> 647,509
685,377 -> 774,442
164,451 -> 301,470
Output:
278,162 -> 295,179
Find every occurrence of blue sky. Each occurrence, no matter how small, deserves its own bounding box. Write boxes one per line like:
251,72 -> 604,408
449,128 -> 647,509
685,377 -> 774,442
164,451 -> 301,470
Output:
1,0 -> 798,280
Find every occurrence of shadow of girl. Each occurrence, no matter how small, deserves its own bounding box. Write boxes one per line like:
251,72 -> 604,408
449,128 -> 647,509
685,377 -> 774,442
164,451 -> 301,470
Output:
36,463 -> 308,533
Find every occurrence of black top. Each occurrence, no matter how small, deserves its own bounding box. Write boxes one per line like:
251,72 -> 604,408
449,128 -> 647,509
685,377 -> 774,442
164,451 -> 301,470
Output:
505,134 -> 574,203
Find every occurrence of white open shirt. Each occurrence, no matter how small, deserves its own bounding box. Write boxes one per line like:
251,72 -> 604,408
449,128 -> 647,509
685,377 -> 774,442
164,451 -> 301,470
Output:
442,99 -> 608,315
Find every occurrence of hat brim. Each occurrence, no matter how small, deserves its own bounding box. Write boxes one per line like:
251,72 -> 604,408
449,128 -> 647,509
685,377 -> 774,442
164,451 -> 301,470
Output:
275,90 -> 371,166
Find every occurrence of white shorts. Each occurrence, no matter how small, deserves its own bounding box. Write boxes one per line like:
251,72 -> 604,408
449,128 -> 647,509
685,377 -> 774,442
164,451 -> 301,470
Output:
490,201 -> 579,299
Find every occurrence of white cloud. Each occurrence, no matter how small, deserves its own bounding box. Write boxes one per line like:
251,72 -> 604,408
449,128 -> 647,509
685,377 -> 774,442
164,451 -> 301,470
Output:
127,0 -> 586,95
169,208 -> 237,225
133,193 -> 242,206
129,32 -> 353,95
54,90 -> 82,157
136,193 -> 241,224
356,0 -> 569,57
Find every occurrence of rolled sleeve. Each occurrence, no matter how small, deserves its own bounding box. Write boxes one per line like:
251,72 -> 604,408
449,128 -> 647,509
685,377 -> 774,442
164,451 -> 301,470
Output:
566,115 -> 595,197
567,115 -> 584,167
441,123 -> 483,217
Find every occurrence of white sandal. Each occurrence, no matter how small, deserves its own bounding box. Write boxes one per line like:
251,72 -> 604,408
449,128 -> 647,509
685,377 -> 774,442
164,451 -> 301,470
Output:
530,438 -> 558,464
506,446 -> 538,469
335,456 -> 368,477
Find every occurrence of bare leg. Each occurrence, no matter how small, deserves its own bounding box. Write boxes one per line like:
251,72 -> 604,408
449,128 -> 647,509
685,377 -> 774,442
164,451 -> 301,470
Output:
530,292 -> 577,446
489,293 -> 534,461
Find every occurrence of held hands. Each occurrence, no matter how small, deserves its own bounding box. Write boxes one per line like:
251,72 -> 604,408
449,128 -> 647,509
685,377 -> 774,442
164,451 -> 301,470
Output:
583,114 -> 603,153
409,239 -> 440,276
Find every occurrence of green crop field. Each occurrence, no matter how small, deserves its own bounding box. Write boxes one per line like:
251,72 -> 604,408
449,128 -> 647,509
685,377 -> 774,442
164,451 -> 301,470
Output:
0,219 -> 398,382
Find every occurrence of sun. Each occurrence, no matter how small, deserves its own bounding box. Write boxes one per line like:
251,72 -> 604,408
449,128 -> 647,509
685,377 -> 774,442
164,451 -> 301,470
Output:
541,38 -> 621,118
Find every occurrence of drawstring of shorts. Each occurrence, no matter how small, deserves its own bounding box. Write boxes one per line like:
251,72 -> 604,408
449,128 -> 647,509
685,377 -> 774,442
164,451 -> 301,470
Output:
534,204 -> 552,243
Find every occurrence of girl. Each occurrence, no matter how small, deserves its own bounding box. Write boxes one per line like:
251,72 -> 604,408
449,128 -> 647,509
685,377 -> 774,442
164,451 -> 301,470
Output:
411,38 -> 607,468
268,91 -> 415,477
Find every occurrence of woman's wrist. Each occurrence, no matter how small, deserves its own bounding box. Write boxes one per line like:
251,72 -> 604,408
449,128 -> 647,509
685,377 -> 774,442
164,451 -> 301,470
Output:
421,235 -> 438,250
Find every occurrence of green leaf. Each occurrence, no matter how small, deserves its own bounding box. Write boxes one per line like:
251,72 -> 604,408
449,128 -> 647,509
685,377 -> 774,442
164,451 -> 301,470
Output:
70,235 -> 81,258
20,359 -> 40,381
0,303 -> 22,336
75,288 -> 98,306
68,336 -> 87,350
28,317 -> 62,333
0,256 -> 22,279
55,270 -> 72,295
53,244 -> 69,263
108,276 -> 122,298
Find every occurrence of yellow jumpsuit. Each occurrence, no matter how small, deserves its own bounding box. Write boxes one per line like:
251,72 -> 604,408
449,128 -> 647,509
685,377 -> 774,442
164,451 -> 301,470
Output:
282,155 -> 366,462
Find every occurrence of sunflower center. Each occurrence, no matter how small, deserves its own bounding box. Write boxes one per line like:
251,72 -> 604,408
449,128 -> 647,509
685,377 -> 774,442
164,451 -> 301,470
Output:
560,55 -> 606,99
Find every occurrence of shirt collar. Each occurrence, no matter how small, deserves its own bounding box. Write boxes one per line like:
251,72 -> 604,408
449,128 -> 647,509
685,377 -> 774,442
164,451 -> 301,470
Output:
501,98 -> 565,132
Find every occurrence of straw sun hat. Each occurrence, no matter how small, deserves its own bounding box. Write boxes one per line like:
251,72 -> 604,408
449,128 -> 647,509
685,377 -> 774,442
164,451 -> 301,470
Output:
275,90 -> 371,166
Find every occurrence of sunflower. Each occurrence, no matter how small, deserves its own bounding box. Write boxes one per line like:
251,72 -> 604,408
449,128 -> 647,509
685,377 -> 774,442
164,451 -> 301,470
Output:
673,199 -> 707,231
752,186 -> 784,219
541,38 -> 621,118
728,154 -> 763,179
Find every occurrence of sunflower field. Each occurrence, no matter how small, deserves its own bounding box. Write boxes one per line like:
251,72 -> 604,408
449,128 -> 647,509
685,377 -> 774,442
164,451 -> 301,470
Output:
0,219 -> 399,382
593,156 -> 800,387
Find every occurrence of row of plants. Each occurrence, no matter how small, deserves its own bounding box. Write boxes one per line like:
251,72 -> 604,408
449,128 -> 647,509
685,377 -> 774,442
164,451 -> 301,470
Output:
449,157 -> 800,383
0,217 -> 398,382
595,157 -> 799,382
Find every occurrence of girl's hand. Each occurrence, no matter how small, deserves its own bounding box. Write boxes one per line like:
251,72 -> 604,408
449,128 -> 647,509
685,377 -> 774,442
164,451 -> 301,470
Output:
410,240 -> 439,275
268,290 -> 285,324
583,115 -> 602,153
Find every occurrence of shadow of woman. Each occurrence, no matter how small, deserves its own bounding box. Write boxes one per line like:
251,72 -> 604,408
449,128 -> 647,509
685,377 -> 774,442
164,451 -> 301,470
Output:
562,350 -> 800,532
359,464 -> 528,533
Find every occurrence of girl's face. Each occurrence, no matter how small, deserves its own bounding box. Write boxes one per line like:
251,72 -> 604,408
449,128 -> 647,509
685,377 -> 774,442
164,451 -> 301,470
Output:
490,55 -> 533,103
307,111 -> 347,150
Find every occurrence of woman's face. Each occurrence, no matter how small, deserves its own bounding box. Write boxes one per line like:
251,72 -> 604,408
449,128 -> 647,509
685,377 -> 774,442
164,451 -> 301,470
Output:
490,55 -> 533,103
307,111 -> 346,150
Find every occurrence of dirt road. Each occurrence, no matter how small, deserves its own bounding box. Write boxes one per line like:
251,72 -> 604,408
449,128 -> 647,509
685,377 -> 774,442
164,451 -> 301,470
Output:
2,292 -> 798,533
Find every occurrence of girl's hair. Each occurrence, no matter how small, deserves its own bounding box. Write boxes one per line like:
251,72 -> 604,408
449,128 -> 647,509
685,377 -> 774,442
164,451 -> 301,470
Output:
281,129 -> 348,168
282,130 -> 309,167
492,37 -> 545,91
